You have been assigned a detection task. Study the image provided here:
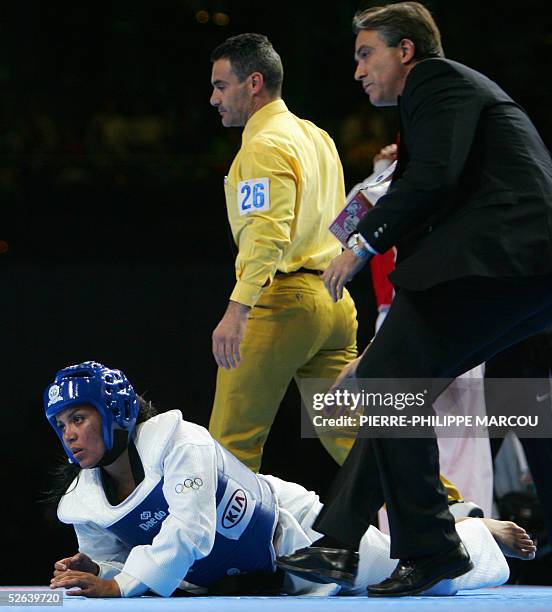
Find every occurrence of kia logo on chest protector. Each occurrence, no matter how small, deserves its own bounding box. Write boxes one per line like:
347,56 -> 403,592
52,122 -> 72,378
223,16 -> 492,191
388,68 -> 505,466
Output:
222,489 -> 247,528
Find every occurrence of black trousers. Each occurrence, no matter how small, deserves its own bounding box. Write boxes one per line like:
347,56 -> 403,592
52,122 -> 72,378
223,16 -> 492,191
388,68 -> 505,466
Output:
314,275 -> 552,559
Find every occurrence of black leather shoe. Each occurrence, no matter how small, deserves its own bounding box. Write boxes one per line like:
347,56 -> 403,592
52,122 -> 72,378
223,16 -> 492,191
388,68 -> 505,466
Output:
367,541 -> 473,597
276,547 -> 359,587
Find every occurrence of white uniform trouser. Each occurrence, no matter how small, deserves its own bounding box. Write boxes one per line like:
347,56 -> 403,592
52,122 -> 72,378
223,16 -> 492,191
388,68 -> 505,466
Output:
263,474 -> 508,596
435,365 -> 494,517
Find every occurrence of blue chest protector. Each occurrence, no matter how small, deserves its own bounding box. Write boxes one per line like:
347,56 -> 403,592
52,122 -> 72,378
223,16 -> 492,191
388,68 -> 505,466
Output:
105,441 -> 277,588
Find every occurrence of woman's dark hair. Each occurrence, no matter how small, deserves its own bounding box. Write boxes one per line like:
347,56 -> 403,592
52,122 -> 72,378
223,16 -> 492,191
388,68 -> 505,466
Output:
41,395 -> 158,506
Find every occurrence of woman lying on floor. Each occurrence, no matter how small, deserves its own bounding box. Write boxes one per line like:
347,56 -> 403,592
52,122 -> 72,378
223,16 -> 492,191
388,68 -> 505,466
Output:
46,362 -> 535,597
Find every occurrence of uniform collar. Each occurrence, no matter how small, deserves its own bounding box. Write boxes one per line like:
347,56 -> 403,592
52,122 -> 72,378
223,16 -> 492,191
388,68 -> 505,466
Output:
242,99 -> 288,143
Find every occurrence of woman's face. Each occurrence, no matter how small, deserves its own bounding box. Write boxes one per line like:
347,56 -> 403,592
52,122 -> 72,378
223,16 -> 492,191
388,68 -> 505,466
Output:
55,404 -> 105,468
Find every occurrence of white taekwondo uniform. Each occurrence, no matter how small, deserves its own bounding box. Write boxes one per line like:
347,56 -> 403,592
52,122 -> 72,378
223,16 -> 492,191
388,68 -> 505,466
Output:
58,411 -> 508,597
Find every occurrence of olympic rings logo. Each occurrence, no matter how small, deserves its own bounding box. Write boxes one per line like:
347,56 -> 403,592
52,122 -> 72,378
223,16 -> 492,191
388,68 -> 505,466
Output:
175,478 -> 204,494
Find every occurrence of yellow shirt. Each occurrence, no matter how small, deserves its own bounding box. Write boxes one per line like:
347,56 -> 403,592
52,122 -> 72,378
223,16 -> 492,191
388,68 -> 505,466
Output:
225,99 -> 345,307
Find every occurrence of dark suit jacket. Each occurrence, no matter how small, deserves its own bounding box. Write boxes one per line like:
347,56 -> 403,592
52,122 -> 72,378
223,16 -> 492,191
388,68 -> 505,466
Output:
357,58 -> 552,290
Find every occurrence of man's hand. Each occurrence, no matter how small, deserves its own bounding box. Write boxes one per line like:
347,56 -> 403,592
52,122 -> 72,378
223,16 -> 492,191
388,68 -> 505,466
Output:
212,300 -> 251,369
329,345 -> 370,393
323,250 -> 368,302
50,571 -> 120,598
53,553 -> 99,577
373,143 -> 398,166
329,356 -> 361,393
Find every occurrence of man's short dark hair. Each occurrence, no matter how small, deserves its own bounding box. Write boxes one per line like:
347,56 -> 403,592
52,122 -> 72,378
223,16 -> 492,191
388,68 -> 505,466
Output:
353,2 -> 444,60
211,33 -> 284,96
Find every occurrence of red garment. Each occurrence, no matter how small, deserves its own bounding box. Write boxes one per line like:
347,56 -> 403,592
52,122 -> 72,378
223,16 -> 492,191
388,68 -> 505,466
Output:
369,248 -> 396,309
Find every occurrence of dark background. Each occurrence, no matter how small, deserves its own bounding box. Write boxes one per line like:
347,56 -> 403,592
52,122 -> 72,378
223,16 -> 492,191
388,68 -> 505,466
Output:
1,0 -> 551,586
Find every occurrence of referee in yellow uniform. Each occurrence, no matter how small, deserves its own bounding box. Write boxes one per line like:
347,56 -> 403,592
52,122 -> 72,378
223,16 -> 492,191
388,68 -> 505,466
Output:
208,33 -> 358,471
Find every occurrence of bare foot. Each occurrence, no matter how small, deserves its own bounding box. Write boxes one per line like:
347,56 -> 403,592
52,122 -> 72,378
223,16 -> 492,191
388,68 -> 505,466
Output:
482,518 -> 537,560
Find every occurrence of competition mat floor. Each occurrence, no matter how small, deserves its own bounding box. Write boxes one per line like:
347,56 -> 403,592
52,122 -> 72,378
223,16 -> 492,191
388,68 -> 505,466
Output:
2,586 -> 552,611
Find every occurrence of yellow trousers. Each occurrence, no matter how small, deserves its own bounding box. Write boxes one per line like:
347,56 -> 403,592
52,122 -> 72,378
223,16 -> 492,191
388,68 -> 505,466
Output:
210,272 -> 358,470
209,271 -> 461,502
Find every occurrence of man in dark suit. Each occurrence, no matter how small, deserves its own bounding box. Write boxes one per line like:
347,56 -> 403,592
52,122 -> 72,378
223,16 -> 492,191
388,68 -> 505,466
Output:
277,1 -> 552,597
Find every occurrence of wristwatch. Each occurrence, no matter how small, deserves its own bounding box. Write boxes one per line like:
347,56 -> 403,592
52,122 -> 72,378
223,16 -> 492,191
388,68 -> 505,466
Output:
346,232 -> 370,260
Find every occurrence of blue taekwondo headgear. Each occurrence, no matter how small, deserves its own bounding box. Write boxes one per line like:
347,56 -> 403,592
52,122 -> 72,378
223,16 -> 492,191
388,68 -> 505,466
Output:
44,361 -> 139,464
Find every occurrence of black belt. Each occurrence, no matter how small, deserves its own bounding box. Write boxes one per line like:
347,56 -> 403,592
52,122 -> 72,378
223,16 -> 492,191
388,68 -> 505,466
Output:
275,267 -> 322,276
